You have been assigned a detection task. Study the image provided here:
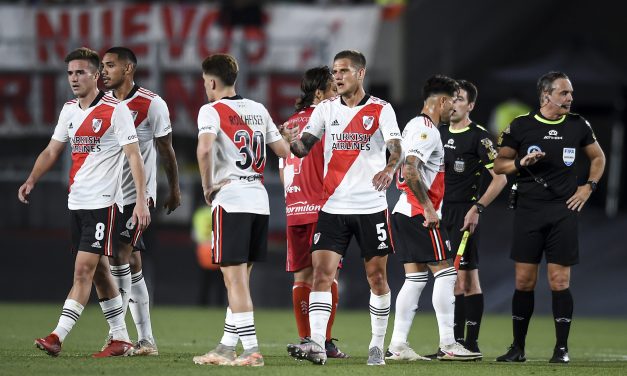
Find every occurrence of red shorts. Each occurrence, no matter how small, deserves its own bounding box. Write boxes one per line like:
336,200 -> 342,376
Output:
286,223 -> 316,272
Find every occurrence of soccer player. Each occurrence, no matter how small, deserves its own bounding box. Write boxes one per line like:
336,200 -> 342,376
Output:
494,72 -> 605,363
101,46 -> 181,356
439,80 -> 507,356
279,66 -> 348,359
286,50 -> 403,366
193,53 -> 291,367
385,75 -> 481,362
18,47 -> 150,357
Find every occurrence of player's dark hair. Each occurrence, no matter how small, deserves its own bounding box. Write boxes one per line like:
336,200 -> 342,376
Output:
64,47 -> 100,72
537,71 -> 569,103
457,79 -> 478,103
334,50 -> 366,70
422,74 -> 458,99
295,66 -> 333,112
201,54 -> 239,86
105,46 -> 138,68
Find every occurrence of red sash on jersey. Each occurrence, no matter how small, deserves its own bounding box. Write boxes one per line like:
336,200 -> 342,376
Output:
320,103 -> 383,208
126,95 -> 151,127
69,105 -> 114,190
396,167 -> 445,216
213,102 -> 266,175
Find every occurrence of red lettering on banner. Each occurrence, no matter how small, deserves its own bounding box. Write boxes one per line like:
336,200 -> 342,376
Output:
197,11 -> 232,58
162,73 -> 206,130
42,74 -> 57,124
36,11 -> 70,61
122,4 -> 150,56
79,12 -> 90,47
243,26 -> 266,64
0,74 -> 32,125
268,74 -> 301,124
103,9 -> 113,45
162,6 -> 196,58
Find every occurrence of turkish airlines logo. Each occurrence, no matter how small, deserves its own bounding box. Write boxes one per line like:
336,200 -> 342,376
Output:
363,115 -> 375,130
92,118 -> 102,133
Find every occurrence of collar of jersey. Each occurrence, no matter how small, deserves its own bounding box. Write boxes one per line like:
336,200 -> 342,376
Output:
120,84 -> 140,101
448,124 -> 471,133
221,94 -> 243,100
340,94 -> 370,107
534,112 -> 566,125
81,90 -> 105,110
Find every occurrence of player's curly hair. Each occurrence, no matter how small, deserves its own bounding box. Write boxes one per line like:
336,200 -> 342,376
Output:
201,54 -> 239,86
422,74 -> 458,100
64,47 -> 100,72
295,66 -> 333,112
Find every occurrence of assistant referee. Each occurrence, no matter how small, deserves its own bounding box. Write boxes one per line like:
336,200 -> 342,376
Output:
493,71 -> 605,363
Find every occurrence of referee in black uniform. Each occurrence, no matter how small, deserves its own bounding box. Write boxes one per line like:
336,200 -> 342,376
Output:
494,71 -> 605,363
440,80 -> 507,356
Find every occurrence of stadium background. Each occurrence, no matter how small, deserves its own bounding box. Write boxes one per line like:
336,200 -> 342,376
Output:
0,0 -> 625,318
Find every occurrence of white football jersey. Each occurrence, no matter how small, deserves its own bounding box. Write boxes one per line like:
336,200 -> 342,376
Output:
51,92 -> 138,210
393,114 -> 446,217
197,95 -> 282,215
302,95 -> 402,214
107,86 -> 172,205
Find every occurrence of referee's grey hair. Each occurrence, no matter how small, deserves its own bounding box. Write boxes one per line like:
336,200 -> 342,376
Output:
537,71 -> 569,104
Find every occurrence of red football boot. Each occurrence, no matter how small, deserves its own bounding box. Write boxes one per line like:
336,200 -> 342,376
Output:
92,339 -> 134,358
35,333 -> 62,357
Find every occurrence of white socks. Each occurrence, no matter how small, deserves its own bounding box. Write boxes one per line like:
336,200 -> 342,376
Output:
233,311 -> 258,350
369,291 -> 391,350
390,272 -> 428,346
308,291 -> 332,348
220,307 -> 239,347
129,270 -> 154,342
100,294 -> 130,342
53,299 -> 84,342
433,267 -> 457,346
110,264 -> 131,313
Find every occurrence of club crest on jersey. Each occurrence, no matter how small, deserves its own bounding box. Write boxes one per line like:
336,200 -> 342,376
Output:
92,118 -> 102,133
131,111 -> 138,121
562,147 -> 576,166
363,116 -> 375,130
454,159 -> 465,173
313,233 -> 321,244
527,145 -> 542,154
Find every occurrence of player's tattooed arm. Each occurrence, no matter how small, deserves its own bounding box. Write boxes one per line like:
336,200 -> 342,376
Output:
404,155 -> 439,229
372,139 -> 403,191
290,132 -> 320,158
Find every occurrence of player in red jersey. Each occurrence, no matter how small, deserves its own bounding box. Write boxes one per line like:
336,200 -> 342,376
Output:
279,66 -> 348,358
101,46 -> 181,356
18,47 -> 150,358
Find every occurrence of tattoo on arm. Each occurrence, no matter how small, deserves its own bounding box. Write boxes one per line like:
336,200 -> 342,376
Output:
290,133 -> 319,158
404,156 -> 431,206
156,135 -> 180,191
385,139 -> 403,173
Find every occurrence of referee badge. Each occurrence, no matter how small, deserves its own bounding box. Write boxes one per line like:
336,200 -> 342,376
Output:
454,159 -> 465,173
562,147 -> 576,166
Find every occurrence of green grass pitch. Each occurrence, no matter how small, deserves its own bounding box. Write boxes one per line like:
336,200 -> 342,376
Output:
0,303 -> 625,375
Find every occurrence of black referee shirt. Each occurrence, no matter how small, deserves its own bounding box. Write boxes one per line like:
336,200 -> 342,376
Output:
440,122 -> 498,204
499,111 -> 596,202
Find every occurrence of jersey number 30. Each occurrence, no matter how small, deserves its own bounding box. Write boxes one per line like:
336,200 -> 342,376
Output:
234,130 -> 265,172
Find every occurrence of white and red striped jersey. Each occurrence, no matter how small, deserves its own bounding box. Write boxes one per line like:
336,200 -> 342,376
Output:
302,95 -> 402,214
51,91 -> 138,210
107,85 -> 172,205
197,95 -> 283,215
393,114 -> 445,217
279,106 -> 324,226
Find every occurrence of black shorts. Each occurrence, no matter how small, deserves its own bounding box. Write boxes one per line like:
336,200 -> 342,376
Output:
212,206 -> 268,265
117,202 -> 155,252
310,210 -> 393,259
392,212 -> 453,263
442,202 -> 479,270
71,205 -> 118,256
511,200 -> 579,266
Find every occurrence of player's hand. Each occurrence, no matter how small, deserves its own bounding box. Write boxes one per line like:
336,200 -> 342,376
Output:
203,179 -> 230,206
461,206 -> 480,234
372,169 -> 393,191
566,185 -> 592,212
132,200 -> 151,232
423,207 -> 440,229
163,188 -> 181,215
279,122 -> 299,143
18,180 -> 35,204
520,151 -> 545,167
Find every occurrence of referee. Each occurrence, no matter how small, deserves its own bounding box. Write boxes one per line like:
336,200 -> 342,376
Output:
440,80 -> 507,357
494,72 -> 606,363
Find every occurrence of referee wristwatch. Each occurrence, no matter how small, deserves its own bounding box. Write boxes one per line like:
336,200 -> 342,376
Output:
586,180 -> 598,192
474,202 -> 485,214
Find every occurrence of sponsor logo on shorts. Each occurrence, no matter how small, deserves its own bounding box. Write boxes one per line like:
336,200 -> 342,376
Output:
377,242 -> 388,250
562,147 -> 575,166
91,241 -> 102,249
313,233 -> 321,244
286,201 -> 321,215
120,229 -> 131,238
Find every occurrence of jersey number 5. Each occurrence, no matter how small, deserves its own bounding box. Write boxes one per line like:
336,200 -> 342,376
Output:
234,130 -> 265,172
